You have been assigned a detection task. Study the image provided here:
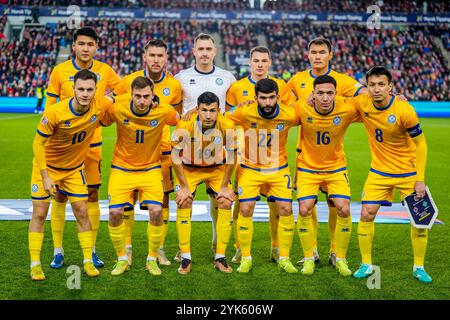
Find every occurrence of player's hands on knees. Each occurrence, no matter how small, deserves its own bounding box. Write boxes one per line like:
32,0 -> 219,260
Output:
175,186 -> 193,207
43,177 -> 57,197
414,181 -> 426,198
182,108 -> 196,121
306,93 -> 314,106
217,186 -> 235,202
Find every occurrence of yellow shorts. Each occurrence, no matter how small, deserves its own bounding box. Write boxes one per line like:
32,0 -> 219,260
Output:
85,143 -> 102,188
161,152 -> 174,194
175,164 -> 231,196
31,163 -> 88,202
296,168 -> 351,202
237,164 -> 293,203
361,169 -> 416,206
108,164 -> 164,210
233,164 -> 273,201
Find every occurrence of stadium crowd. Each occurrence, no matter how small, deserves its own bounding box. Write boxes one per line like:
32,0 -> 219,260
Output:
0,15 -> 449,100
6,0 -> 450,13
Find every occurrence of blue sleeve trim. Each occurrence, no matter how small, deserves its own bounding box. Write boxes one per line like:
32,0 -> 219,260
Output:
90,142 -> 103,148
36,129 -> 50,138
87,184 -> 101,189
296,148 -> 302,153
226,101 -> 236,108
162,151 -> 172,155
239,196 -> 261,203
47,92 -> 59,98
297,195 -> 318,201
353,86 -> 364,97
407,123 -> 423,138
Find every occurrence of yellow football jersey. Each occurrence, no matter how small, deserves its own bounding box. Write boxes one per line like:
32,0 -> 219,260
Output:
295,97 -> 360,172
114,69 -> 182,153
345,94 -> 422,176
101,94 -> 179,170
288,68 -> 364,151
225,102 -> 299,170
46,58 -> 120,146
172,112 -> 237,167
35,96 -> 113,170
226,75 -> 295,109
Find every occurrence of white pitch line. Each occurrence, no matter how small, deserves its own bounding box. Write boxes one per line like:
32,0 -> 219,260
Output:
0,114 -> 38,121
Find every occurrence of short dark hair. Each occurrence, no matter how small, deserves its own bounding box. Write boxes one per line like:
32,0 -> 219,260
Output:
74,69 -> 97,84
131,76 -> 154,91
73,27 -> 99,43
197,91 -> 220,107
195,33 -> 215,44
255,78 -> 279,95
313,75 -> 337,89
250,46 -> 271,59
308,37 -> 332,52
144,39 -> 168,52
366,66 -> 392,84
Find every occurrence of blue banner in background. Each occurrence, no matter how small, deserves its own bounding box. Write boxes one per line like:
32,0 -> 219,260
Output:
0,97 -> 449,117
1,5 -> 450,23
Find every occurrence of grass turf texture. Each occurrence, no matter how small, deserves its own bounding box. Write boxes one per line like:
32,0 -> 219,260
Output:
0,113 -> 449,300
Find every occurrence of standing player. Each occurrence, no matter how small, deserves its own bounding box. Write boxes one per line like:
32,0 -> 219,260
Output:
114,39 -> 182,266
295,75 -> 359,277
288,37 -> 366,266
226,79 -> 299,274
175,33 -> 236,258
226,46 -> 295,264
29,70 -> 113,280
101,77 -> 179,276
345,67 -> 431,283
45,27 -> 120,269
171,92 -> 237,274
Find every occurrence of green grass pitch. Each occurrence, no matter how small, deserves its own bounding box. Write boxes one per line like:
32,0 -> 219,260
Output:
0,113 -> 449,300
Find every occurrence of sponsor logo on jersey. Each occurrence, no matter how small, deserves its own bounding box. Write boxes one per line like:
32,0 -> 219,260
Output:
307,117 -> 313,123
216,78 -> 224,86
64,120 -> 71,127
123,118 -> 130,125
189,79 -> 196,85
150,119 -> 158,127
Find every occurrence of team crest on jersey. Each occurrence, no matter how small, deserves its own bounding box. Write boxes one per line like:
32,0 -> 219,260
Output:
213,136 -> 222,144
150,119 -> 158,127
175,185 -> 181,192
162,87 -> 170,96
388,114 -> 396,124
243,90 -> 248,96
216,78 -> 224,86
307,117 -> 313,123
251,123 -> 257,128
41,116 -> 48,125
333,116 -> 342,125
301,83 -> 306,88
190,79 -> 196,85
64,120 -> 71,127
90,115 -> 97,123
32,184 -> 39,193
123,118 -> 130,125
238,187 -> 243,196
276,123 -> 285,131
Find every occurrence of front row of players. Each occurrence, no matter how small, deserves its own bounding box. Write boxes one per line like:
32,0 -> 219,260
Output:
29,66 -> 431,283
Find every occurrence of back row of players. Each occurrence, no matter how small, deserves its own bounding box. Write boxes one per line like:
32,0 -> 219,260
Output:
28,27 -> 431,283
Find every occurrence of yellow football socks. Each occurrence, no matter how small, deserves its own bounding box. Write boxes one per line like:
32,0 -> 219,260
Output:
278,215 -> 295,258
357,221 -> 374,265
411,226 -> 428,267
50,200 -> 66,249
29,231 -> 44,263
109,223 -> 126,257
335,215 -> 352,259
160,207 -> 170,247
268,201 -> 279,248
298,215 -> 314,258
237,214 -> 253,257
147,223 -> 163,258
216,208 -> 232,255
176,208 -> 192,254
